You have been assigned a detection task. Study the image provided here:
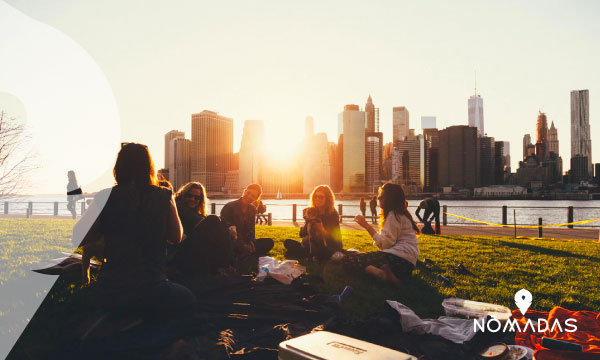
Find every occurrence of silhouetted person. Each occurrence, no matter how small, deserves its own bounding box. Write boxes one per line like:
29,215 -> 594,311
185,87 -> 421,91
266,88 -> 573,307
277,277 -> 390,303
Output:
73,143 -> 195,320
284,185 -> 342,261
415,198 -> 441,235
359,197 -> 367,217
171,182 -> 232,277
220,184 -> 274,259
66,170 -> 83,219
369,196 -> 378,224
255,199 -> 267,224
348,183 -> 420,287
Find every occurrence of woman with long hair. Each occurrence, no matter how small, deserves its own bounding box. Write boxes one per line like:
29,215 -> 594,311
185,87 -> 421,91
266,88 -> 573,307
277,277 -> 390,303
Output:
284,185 -> 342,261
174,182 -> 208,236
171,181 -> 233,278
345,182 -> 419,286
74,143 -> 195,320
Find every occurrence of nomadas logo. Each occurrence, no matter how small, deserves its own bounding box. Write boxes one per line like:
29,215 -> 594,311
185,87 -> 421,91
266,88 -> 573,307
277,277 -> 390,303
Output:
474,289 -> 578,333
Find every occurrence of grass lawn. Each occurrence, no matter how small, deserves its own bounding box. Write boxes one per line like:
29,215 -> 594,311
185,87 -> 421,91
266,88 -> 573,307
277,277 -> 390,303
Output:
257,225 -> 600,318
1,218 -> 600,356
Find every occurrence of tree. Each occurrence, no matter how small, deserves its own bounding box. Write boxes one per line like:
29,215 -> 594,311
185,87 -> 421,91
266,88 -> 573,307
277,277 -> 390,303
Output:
0,111 -> 36,198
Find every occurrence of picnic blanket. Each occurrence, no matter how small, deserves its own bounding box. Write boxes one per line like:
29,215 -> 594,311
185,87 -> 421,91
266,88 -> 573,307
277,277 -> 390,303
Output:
513,307 -> 600,360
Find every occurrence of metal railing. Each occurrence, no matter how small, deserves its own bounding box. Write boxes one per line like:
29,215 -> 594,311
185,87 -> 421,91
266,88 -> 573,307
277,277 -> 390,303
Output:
3,201 -> 600,229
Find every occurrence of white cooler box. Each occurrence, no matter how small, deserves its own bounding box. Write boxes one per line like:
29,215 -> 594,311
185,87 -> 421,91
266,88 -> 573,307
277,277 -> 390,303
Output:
279,331 -> 418,360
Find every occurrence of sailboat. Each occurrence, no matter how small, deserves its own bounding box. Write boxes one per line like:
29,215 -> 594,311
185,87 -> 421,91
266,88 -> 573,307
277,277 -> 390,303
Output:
276,188 -> 282,200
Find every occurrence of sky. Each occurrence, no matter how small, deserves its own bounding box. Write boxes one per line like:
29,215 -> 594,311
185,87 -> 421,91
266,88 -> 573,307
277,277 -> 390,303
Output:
1,0 -> 599,194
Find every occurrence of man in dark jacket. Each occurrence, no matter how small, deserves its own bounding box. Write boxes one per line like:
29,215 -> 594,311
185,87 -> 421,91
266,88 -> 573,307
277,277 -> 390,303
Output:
220,184 -> 274,257
415,198 -> 441,235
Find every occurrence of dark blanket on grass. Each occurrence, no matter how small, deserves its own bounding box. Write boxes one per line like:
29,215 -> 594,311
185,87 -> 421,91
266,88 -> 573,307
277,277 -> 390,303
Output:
8,273 -> 506,360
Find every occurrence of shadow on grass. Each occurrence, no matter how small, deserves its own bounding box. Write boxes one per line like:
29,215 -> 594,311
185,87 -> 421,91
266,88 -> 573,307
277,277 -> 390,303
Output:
496,241 -> 600,263
303,261 -> 446,319
436,235 -> 600,263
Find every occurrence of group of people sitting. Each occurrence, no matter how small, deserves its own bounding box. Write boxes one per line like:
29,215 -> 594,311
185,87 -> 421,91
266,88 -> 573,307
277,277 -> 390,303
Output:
72,143 -> 430,319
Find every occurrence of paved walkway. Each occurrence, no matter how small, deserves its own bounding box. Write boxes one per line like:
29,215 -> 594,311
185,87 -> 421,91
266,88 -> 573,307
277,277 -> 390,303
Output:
2,215 -> 598,241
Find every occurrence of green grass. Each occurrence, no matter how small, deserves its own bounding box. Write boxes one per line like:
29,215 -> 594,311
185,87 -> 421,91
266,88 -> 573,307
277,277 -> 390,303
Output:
1,219 -> 600,354
0,219 -> 75,285
256,226 -> 600,318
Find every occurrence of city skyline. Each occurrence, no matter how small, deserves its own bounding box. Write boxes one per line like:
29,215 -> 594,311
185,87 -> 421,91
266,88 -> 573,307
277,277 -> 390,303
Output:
1,1 -> 599,194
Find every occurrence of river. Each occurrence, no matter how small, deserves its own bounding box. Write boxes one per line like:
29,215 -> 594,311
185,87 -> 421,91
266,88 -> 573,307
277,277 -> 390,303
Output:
3,196 -> 600,228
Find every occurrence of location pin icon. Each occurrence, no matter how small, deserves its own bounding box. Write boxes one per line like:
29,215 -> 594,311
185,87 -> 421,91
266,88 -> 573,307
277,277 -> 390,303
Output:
515,289 -> 532,316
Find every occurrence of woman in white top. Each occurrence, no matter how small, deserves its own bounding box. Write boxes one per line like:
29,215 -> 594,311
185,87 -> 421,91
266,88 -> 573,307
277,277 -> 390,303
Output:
346,182 -> 420,286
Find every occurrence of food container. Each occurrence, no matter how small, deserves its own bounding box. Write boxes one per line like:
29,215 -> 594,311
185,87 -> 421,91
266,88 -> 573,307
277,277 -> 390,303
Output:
442,298 -> 512,321
279,331 -> 417,360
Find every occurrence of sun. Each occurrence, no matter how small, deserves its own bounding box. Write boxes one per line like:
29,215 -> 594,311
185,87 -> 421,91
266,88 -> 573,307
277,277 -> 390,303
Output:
263,127 -> 303,164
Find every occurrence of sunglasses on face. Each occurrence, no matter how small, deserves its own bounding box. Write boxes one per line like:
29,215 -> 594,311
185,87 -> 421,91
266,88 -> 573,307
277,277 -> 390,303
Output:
185,194 -> 203,201
313,194 -> 326,200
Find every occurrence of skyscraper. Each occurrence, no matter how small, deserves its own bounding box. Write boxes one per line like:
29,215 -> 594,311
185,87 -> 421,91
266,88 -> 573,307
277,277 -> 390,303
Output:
239,120 -> 265,192
535,112 -> 548,162
438,125 -> 480,189
423,128 -> 440,191
548,121 -> 559,156
392,134 -> 427,193
303,133 -> 331,193
421,116 -> 436,130
468,93 -> 484,136
365,135 -> 381,193
339,105 -> 366,192
571,89 -> 592,175
191,110 -> 233,192
480,136 -> 495,186
168,137 -> 191,191
503,141 -> 511,173
393,106 -> 409,142
164,130 -> 184,168
365,95 -> 375,133
523,134 -> 532,160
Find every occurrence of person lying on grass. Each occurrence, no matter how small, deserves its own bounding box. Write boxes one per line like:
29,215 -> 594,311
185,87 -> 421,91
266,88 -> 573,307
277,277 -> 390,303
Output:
345,182 -> 420,287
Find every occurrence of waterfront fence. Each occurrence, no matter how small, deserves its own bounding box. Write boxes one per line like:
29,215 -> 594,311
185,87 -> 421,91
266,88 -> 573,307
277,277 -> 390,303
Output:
4,200 -> 600,229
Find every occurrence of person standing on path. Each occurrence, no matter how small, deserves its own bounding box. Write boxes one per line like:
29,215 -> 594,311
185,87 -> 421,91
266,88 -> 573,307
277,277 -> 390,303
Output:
369,196 -> 378,224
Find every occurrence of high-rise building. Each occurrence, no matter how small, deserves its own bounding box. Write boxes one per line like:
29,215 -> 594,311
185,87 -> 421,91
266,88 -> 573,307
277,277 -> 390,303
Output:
535,112 -> 548,162
548,121 -> 559,156
392,134 -> 427,193
330,137 -> 343,193
421,116 -> 436,130
393,107 -> 409,142
303,133 -> 331,193
480,136 -> 495,186
338,105 -> 366,192
365,131 -> 383,193
239,120 -> 265,192
468,93 -> 484,136
168,137 -> 191,191
571,89 -> 592,176
191,110 -> 233,192
164,130 -> 184,168
365,95 -> 375,133
423,128 -> 439,191
438,125 -> 480,189
365,135 -> 381,193
570,155 -> 589,184
502,141 -> 511,173
494,141 -> 504,185
523,134 -> 532,161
